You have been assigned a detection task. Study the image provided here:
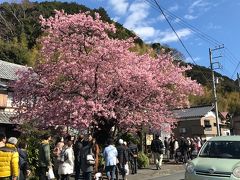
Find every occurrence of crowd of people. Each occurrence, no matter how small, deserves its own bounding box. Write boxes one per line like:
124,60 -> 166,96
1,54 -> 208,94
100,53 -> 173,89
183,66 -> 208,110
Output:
0,132 -> 138,180
164,135 -> 205,163
0,133 -> 30,180
150,134 -> 205,169
0,130 -> 206,180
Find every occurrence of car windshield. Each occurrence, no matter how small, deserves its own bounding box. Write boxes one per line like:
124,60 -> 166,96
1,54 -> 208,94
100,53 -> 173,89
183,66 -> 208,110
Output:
199,141 -> 240,159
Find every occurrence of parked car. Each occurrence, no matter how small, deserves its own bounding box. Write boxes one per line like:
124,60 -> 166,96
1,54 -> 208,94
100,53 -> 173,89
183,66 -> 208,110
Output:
185,136 -> 240,180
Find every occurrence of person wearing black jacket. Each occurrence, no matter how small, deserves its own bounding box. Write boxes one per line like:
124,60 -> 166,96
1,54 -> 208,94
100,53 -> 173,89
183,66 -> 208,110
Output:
128,141 -> 138,174
179,136 -> 189,163
116,139 -> 128,180
18,141 -> 30,180
151,135 -> 164,170
73,134 -> 83,180
80,135 -> 94,180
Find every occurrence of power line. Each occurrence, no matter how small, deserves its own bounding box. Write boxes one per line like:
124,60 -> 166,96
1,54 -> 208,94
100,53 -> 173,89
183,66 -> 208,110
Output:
145,0 -> 221,46
151,0 -> 197,65
161,7 -> 222,46
148,0 -> 212,85
163,8 -> 240,78
225,47 -> 240,79
145,0 -> 240,80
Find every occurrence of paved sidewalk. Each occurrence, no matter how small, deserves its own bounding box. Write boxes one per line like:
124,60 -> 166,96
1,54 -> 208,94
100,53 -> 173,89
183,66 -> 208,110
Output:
70,161 -> 185,180
127,162 -> 185,180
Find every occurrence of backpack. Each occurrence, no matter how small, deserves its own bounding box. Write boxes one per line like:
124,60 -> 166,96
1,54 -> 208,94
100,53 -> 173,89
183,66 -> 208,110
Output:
19,152 -> 27,170
151,139 -> 164,153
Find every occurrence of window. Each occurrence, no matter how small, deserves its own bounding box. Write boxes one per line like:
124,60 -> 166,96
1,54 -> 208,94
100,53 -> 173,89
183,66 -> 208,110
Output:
204,120 -> 212,131
199,141 -> 240,159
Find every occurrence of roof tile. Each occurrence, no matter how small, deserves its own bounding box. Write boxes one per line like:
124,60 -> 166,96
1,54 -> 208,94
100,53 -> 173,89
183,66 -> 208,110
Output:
0,60 -> 27,81
0,111 -> 16,124
173,105 -> 214,119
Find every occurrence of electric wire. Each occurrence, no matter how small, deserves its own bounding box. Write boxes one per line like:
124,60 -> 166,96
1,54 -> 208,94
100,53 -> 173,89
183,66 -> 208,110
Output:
147,0 -> 212,85
225,47 -> 240,79
161,7 -> 222,46
145,0 -> 240,80
150,0 -> 199,65
145,0 -> 221,46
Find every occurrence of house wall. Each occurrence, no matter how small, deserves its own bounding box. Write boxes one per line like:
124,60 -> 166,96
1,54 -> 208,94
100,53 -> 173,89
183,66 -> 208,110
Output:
232,115 -> 240,135
200,116 -> 217,140
173,118 -> 204,138
0,80 -> 17,136
173,114 -> 222,139
0,92 -> 7,108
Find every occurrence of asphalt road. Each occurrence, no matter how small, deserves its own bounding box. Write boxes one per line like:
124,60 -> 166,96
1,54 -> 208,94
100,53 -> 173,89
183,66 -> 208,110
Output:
149,171 -> 185,180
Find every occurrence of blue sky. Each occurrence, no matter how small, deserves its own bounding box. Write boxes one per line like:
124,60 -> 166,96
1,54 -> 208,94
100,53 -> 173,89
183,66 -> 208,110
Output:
2,0 -> 240,80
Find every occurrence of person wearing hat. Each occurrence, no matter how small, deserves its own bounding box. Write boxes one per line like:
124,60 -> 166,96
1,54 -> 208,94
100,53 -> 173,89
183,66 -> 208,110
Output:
0,137 -> 19,180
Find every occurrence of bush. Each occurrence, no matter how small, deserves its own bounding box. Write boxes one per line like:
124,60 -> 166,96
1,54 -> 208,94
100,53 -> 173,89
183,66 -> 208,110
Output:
137,151 -> 149,168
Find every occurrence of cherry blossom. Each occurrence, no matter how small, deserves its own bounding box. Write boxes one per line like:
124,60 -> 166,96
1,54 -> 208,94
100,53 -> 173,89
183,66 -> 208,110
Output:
12,11 -> 203,132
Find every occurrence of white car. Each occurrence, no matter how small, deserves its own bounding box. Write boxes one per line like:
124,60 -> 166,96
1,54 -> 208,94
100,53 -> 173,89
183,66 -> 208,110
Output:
185,136 -> 240,180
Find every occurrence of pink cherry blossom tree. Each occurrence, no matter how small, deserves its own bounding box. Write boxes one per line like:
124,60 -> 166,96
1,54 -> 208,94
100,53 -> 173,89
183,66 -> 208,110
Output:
12,11 -> 202,136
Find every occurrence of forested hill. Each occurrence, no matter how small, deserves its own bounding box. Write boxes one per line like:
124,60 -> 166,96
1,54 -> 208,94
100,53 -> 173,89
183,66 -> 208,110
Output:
0,1 -> 141,66
186,63 -> 238,92
0,1 -> 239,113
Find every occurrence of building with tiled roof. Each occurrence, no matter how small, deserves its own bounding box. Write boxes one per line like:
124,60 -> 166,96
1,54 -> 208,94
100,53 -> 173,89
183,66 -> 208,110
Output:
0,111 -> 16,124
173,105 -> 214,119
0,60 -> 27,81
172,105 -> 230,140
0,60 -> 27,135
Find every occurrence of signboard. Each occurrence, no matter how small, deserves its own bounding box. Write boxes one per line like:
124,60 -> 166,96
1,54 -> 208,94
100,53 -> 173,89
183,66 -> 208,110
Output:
146,134 -> 153,145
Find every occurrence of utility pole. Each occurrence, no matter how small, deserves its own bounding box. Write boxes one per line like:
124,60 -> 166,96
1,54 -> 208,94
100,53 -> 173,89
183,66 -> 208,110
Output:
209,45 -> 224,136
237,73 -> 240,90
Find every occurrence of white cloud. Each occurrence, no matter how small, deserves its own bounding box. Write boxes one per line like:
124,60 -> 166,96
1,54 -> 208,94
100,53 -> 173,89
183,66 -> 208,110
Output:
156,11 -> 180,23
174,18 -> 181,23
123,0 -> 157,41
185,57 -> 201,63
108,0 -> 129,15
157,28 -> 192,43
157,14 -> 172,22
184,14 -> 198,20
157,14 -> 165,21
124,0 -> 150,29
121,1 -> 192,43
112,16 -> 120,22
168,4 -> 179,12
133,26 -> 156,40
189,0 -> 210,13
